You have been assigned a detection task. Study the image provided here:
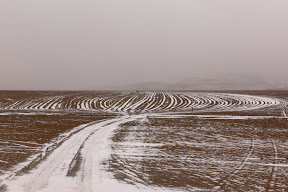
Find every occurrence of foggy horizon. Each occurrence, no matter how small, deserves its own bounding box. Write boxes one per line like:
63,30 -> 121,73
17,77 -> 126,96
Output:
1,0 -> 288,90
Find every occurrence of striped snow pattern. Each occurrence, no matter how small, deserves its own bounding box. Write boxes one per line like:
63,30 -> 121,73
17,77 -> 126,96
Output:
1,92 -> 283,112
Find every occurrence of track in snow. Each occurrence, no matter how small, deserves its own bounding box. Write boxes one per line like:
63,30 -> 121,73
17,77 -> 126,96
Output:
213,134 -> 255,191
4,115 -> 148,192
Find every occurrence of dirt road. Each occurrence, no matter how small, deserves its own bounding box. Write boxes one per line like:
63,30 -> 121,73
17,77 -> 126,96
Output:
5,115 -> 145,192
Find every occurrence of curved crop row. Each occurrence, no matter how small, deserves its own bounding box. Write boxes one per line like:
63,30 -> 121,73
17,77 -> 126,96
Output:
1,92 -> 282,113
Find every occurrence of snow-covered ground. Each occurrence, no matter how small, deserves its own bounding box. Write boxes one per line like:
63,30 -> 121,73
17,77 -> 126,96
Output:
2,92 -> 285,113
3,116 -> 143,192
0,92 -> 287,191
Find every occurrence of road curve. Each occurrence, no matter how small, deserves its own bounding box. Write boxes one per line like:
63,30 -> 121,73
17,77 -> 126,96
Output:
4,115 -> 146,192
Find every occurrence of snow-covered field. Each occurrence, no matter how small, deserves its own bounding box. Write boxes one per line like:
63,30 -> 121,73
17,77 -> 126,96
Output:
1,92 -> 283,112
0,91 -> 287,191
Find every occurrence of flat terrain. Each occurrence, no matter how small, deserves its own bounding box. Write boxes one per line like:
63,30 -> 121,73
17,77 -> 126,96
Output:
0,91 -> 287,191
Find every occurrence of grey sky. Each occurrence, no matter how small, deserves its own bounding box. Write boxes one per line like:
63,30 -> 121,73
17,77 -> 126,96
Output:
1,0 -> 288,90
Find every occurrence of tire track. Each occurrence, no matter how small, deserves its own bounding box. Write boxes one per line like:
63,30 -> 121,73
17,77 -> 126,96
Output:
265,136 -> 279,192
213,134 -> 255,191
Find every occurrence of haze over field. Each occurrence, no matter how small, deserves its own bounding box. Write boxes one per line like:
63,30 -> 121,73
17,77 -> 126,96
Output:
1,0 -> 288,90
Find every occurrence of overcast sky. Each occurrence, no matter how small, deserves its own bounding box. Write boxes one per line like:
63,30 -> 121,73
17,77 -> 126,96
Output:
1,0 -> 288,90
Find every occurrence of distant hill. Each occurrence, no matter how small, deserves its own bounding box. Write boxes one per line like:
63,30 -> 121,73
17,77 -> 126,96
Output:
123,74 -> 288,91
